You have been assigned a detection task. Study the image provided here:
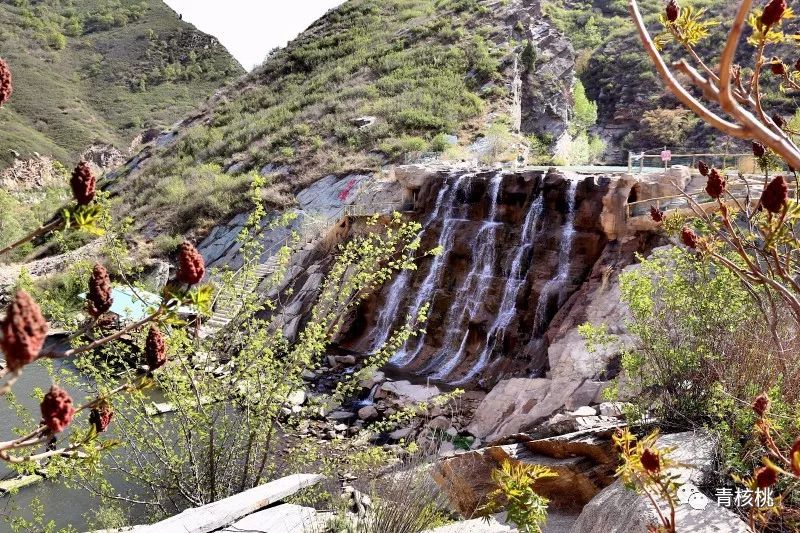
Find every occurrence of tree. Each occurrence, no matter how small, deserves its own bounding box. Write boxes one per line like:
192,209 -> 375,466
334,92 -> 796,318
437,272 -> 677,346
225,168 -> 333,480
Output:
626,1 -> 800,528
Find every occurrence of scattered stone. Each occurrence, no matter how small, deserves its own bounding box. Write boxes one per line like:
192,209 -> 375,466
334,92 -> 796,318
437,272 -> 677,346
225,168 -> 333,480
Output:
427,416 -> 451,432
359,370 -> 385,390
446,427 -> 458,438
287,390 -> 306,407
357,405 -> 379,421
389,427 -> 413,441
575,415 -> 619,431
568,406 -> 598,417
438,441 -> 456,456
328,410 -> 355,422
544,413 -> 578,435
352,116 -> 377,129
301,370 -> 316,381
598,402 -> 629,418
381,380 -> 441,403
334,355 -> 357,366
334,423 -> 348,432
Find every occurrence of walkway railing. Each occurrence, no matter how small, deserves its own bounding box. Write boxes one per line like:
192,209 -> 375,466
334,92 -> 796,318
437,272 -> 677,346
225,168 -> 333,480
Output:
627,150 -> 752,174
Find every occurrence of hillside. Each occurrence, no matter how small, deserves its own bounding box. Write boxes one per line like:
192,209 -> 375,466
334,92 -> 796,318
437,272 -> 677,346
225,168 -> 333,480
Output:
105,0 -> 584,241
544,0 -> 795,161
0,0 -> 244,168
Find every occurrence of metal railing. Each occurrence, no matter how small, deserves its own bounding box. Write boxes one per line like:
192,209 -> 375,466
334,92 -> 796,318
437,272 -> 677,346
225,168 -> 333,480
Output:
627,150 -> 753,174
625,185 -> 798,218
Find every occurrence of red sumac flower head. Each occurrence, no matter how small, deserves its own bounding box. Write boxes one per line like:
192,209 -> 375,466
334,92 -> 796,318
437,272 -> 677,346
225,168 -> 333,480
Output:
753,141 -> 766,158
650,205 -> 664,223
795,58 -> 800,71
681,227 -> 698,249
1,290 -> 48,371
70,161 -> 96,205
770,58 -> 786,76
176,241 -> 205,285
705,168 -> 726,199
755,466 -> 778,488
698,160 -> 709,176
762,0 -> 787,27
773,113 -> 786,129
666,0 -> 680,22
790,438 -> 800,476
41,385 -> 75,433
87,264 -> 113,317
0,57 -> 11,107
761,175 -> 789,214
145,325 -> 167,371
89,404 -> 113,433
640,448 -> 661,473
752,393 -> 770,417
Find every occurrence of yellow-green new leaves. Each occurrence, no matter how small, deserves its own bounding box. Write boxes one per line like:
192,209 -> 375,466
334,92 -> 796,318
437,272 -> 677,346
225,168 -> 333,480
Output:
62,203 -> 107,236
479,460 -> 557,533
748,7 -> 795,46
656,6 -> 718,51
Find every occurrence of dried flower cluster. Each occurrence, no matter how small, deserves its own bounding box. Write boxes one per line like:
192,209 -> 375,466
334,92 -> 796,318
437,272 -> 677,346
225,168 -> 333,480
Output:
70,162 -> 96,205
650,205 -> 665,223
177,241 -> 205,285
0,58 -> 11,107
705,168 -> 727,199
87,264 -> 113,317
145,325 -> 167,370
761,0 -> 788,27
761,175 -> 789,214
89,404 -> 114,433
1,290 -> 48,371
665,0 -> 680,23
681,227 -> 698,249
41,385 -> 75,433
697,160 -> 709,177
640,448 -> 661,473
753,142 -> 766,158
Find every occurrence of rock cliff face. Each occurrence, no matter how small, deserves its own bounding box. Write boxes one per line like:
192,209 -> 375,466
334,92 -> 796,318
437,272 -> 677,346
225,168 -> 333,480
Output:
338,169 -> 653,388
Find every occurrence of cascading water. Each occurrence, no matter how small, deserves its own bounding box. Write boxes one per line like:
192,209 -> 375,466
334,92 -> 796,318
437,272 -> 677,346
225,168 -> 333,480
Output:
426,173 -> 503,379
456,189 -> 545,384
367,180 -> 454,354
533,179 -> 578,335
390,174 -> 470,366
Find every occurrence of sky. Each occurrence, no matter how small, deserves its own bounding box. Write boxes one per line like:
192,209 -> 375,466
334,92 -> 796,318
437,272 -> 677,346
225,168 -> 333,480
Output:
163,1 -> 345,71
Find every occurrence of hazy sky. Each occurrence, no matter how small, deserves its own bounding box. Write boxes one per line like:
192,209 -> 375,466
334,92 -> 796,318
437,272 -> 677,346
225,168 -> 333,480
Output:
163,1 -> 345,71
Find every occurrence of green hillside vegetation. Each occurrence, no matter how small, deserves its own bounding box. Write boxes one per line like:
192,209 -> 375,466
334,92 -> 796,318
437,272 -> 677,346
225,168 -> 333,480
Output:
116,0 -> 515,237
0,0 -> 244,167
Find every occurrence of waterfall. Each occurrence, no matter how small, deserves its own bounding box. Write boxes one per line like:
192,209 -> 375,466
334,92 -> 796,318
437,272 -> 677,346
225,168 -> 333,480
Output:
455,189 -> 545,384
426,173 -> 503,379
533,179 -> 578,335
367,179 -> 454,354
390,174 -> 470,366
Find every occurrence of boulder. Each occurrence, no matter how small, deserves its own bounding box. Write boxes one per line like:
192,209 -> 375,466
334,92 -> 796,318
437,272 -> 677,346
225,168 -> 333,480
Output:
352,116 -> 377,129
466,378 -> 551,439
568,406 -> 597,417
427,416 -> 452,432
334,355 -> 357,366
569,431 -> 748,533
359,370 -> 385,390
381,380 -> 441,404
597,402 -> 628,418
357,405 -> 379,421
433,428 -> 619,517
393,164 -> 439,189
287,390 -> 306,407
